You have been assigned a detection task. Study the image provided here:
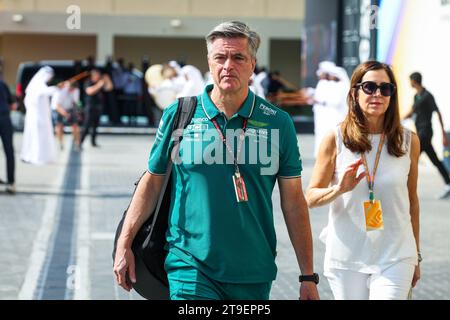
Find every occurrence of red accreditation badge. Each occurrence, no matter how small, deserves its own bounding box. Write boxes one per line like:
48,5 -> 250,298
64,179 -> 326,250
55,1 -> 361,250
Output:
363,199 -> 384,231
232,172 -> 248,203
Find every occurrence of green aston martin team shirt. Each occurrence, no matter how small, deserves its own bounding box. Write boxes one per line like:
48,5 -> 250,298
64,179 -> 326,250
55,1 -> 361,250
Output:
148,84 -> 302,283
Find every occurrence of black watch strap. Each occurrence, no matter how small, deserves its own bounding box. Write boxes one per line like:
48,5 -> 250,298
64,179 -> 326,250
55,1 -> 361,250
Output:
299,273 -> 319,284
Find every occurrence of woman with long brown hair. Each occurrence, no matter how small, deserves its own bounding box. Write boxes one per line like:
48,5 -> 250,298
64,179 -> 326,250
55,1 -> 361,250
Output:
306,61 -> 421,299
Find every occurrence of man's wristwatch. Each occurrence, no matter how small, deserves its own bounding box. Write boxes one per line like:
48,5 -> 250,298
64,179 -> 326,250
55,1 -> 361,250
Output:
418,252 -> 423,263
299,273 -> 319,284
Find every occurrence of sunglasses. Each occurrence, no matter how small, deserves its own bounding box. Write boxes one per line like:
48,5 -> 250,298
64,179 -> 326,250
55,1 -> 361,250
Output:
355,81 -> 396,97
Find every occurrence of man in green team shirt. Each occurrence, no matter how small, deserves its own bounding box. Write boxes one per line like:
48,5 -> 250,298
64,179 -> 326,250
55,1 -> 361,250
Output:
114,21 -> 319,300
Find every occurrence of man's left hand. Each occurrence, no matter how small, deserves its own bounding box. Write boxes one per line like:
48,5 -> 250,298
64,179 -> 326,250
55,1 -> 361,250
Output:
299,282 -> 320,300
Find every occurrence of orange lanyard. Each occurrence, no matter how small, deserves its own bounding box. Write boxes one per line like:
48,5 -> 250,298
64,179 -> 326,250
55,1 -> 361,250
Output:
361,133 -> 385,202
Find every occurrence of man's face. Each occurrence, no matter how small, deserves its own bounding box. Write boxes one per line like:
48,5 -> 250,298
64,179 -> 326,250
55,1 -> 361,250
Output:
207,37 -> 256,94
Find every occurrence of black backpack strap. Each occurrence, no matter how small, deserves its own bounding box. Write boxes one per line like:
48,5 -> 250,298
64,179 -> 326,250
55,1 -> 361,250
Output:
144,96 -> 197,244
113,96 -> 197,263
153,95 -> 196,209
169,96 -> 197,166
172,96 -> 198,134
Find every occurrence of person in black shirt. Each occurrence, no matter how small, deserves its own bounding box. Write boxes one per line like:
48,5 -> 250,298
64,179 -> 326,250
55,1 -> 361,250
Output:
80,69 -> 106,148
404,72 -> 450,199
0,79 -> 16,194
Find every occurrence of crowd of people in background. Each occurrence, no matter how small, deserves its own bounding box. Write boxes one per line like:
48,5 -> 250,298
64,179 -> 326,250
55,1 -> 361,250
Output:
66,56 -> 297,129
1,55 -> 301,160
1,53 -> 449,202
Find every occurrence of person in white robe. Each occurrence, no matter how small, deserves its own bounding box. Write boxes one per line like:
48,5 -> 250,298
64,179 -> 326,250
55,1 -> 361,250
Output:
312,61 -> 335,158
327,65 -> 350,125
177,65 -> 205,98
254,67 -> 269,97
168,60 -> 188,94
310,62 -> 351,158
249,73 -> 266,99
20,66 -> 58,165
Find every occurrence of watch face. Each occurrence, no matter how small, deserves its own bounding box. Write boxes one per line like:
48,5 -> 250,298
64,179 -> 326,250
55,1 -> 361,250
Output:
313,273 -> 319,284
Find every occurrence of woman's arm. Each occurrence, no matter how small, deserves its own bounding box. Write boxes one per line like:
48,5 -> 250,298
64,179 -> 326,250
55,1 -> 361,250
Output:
306,132 -> 338,208
408,133 -> 420,251
306,131 -> 366,208
408,133 -> 421,287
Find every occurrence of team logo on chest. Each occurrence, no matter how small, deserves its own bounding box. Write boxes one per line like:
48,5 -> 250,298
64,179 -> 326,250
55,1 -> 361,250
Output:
259,104 -> 277,116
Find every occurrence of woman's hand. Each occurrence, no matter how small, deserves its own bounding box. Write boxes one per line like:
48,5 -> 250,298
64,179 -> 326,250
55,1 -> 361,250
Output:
336,158 -> 366,194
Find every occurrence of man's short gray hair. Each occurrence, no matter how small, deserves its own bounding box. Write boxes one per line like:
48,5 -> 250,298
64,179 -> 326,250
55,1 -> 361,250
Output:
205,21 -> 261,59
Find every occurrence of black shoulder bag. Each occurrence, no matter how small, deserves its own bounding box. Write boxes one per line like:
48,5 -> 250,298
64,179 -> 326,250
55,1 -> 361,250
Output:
112,96 -> 197,300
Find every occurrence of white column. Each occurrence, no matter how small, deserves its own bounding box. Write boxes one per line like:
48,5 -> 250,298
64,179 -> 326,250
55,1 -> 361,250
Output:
96,32 -> 113,63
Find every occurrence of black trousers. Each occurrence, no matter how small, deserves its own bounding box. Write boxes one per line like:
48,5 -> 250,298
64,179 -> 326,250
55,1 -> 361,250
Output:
123,94 -> 139,125
105,91 -> 120,124
419,136 -> 450,185
81,104 -> 102,145
0,115 -> 15,184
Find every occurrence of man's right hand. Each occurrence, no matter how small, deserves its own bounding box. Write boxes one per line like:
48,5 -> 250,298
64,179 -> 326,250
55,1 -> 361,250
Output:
113,245 -> 137,291
111,172 -> 165,291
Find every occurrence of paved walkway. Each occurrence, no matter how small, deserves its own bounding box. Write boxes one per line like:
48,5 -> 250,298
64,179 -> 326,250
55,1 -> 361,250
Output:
0,132 -> 449,300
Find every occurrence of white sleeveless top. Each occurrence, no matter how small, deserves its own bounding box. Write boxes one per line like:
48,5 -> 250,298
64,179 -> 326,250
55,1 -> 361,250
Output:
322,127 -> 418,275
